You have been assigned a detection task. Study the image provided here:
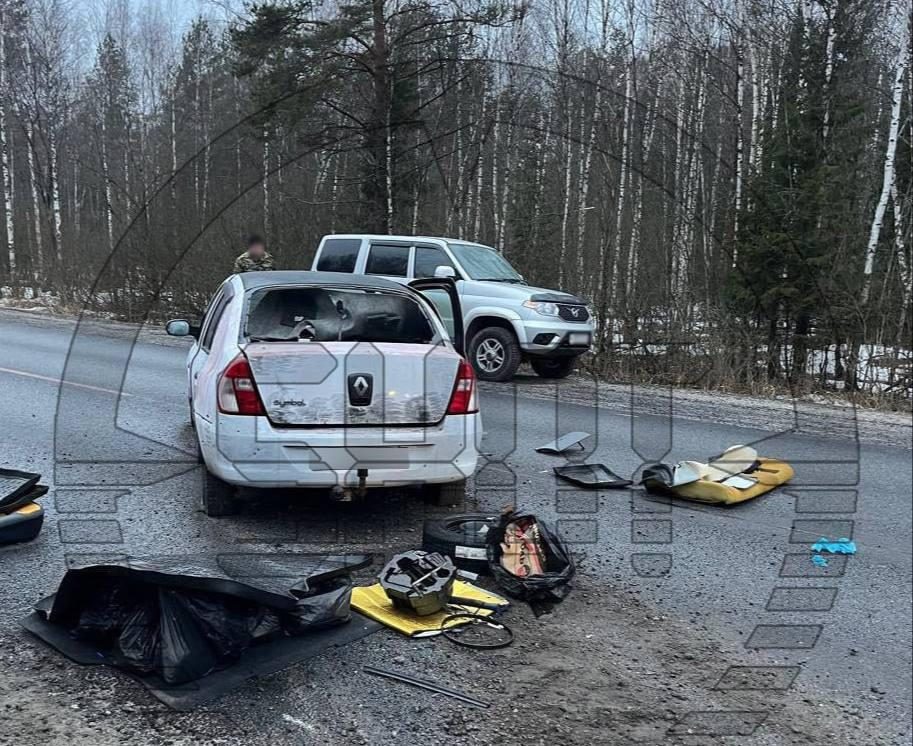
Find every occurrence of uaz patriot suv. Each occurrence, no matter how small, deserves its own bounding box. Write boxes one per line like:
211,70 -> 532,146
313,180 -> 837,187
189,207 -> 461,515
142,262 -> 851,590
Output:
311,235 -> 594,381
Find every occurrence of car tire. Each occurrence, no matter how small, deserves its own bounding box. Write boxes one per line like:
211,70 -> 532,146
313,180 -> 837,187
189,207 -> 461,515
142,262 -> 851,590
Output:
469,327 -> 521,382
531,357 -> 576,379
422,513 -> 499,573
201,470 -> 238,517
427,479 -> 467,506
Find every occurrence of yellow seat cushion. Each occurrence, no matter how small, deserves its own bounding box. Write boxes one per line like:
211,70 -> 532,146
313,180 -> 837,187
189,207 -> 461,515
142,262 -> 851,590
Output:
668,458 -> 794,505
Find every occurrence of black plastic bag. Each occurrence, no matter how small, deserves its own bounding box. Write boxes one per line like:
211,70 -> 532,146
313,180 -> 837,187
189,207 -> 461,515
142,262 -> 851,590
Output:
159,589 -> 220,684
486,511 -> 575,603
32,554 -> 369,684
284,577 -> 353,635
171,591 -> 262,662
118,598 -> 161,675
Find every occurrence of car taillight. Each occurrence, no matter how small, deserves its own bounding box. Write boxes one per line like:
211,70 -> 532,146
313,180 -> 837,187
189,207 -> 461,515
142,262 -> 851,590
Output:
218,354 -> 265,416
447,358 -> 478,415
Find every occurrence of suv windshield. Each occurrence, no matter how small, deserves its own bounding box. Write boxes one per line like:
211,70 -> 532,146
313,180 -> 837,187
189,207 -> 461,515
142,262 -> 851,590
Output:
245,287 -> 435,344
448,242 -> 525,283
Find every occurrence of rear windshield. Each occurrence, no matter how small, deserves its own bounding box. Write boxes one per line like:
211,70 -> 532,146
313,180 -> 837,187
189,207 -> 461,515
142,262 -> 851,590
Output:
245,286 -> 435,344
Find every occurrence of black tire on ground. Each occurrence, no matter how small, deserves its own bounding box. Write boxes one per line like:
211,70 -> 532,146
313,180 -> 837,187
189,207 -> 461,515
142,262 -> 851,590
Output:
201,470 -> 238,517
468,326 -> 522,382
426,479 -> 467,506
422,513 -> 500,573
530,356 -> 577,379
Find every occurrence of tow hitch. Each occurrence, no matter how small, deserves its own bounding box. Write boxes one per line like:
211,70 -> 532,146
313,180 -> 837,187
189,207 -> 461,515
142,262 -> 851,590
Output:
330,468 -> 369,502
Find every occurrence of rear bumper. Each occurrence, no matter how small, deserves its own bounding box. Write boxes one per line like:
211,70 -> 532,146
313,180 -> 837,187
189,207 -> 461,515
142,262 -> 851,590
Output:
199,412 -> 481,489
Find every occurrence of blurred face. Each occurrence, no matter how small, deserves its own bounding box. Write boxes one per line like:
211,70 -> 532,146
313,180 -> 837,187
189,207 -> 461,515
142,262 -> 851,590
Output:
248,242 -> 266,258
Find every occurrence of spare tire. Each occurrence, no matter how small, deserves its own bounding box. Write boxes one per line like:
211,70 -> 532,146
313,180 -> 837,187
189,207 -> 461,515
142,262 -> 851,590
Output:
422,513 -> 500,574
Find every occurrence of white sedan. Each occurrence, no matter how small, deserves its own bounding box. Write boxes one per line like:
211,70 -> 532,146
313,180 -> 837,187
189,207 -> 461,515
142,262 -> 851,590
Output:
166,271 -> 481,516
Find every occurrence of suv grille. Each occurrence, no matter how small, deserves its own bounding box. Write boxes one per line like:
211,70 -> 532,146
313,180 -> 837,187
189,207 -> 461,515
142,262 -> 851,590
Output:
558,304 -> 589,322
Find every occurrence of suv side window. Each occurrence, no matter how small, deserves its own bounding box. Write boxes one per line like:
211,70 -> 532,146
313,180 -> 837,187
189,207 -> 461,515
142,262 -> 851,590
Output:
413,246 -> 455,279
201,290 -> 232,351
365,244 -> 409,276
316,238 -> 361,272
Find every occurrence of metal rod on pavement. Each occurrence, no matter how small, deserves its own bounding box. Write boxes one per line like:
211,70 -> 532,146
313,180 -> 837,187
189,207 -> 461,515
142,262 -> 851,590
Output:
362,665 -> 490,708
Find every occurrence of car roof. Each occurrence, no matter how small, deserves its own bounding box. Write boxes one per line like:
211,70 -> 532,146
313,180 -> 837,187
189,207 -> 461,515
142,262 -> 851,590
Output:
235,270 -> 408,292
324,234 -> 493,248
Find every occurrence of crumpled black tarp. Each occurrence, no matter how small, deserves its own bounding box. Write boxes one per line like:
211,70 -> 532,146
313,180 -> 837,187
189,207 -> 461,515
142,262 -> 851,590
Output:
486,511 -> 575,605
34,554 -> 370,685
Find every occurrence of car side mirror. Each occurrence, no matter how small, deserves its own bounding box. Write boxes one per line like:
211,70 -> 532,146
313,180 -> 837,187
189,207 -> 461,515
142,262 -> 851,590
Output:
166,319 -> 197,338
434,265 -> 456,279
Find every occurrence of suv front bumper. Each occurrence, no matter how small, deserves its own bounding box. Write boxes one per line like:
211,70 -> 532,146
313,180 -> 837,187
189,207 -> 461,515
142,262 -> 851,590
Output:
517,318 -> 593,357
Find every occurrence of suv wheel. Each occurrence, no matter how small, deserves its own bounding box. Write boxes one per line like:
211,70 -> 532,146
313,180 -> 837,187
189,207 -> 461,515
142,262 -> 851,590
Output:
469,327 -> 521,382
201,470 -> 239,517
531,357 -> 576,379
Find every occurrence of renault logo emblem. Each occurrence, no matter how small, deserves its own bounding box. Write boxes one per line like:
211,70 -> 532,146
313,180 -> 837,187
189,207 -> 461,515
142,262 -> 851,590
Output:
347,373 -> 373,406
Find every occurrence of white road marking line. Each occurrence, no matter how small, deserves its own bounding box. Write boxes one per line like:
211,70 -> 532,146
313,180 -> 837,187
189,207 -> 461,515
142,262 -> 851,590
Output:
0,365 -> 131,397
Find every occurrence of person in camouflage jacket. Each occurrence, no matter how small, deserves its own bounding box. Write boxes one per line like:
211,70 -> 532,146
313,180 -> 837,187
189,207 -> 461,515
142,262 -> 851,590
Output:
233,235 -> 275,273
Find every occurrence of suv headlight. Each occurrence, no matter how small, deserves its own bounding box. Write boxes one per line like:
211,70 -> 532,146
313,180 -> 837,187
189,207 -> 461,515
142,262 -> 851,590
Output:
522,300 -> 560,317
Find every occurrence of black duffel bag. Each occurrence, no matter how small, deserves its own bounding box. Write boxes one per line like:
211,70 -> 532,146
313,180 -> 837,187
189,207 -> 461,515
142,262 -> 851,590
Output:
486,510 -> 574,604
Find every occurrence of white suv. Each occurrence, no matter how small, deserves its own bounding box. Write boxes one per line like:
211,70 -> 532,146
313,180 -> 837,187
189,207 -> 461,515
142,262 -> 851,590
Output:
166,271 -> 480,516
311,235 -> 594,381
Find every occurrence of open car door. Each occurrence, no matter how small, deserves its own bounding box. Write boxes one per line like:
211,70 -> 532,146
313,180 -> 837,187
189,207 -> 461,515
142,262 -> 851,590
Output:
409,278 -> 464,357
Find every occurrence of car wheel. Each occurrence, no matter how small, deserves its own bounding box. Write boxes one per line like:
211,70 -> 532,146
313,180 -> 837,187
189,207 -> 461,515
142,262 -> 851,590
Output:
426,479 -> 467,506
201,470 -> 238,517
469,327 -> 521,382
531,357 -> 576,379
422,513 -> 498,573
189,399 -> 196,428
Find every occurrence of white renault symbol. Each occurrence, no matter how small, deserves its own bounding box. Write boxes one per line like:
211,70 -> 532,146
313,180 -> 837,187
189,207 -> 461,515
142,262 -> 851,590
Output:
166,271 -> 480,516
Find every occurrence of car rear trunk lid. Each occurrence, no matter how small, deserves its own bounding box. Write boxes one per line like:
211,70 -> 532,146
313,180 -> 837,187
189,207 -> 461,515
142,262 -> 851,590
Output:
244,341 -> 459,426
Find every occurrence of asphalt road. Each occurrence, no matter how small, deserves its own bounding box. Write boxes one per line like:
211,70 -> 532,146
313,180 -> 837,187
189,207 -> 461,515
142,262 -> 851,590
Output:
1,308 -> 911,741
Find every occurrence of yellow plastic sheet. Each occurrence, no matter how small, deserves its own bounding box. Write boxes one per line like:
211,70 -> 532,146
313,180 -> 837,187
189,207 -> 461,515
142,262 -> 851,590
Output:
352,581 -> 509,637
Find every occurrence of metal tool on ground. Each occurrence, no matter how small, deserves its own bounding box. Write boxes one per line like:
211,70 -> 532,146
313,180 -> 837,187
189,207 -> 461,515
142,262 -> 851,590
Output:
363,665 -> 489,707
536,431 -> 591,454
553,463 -> 632,488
